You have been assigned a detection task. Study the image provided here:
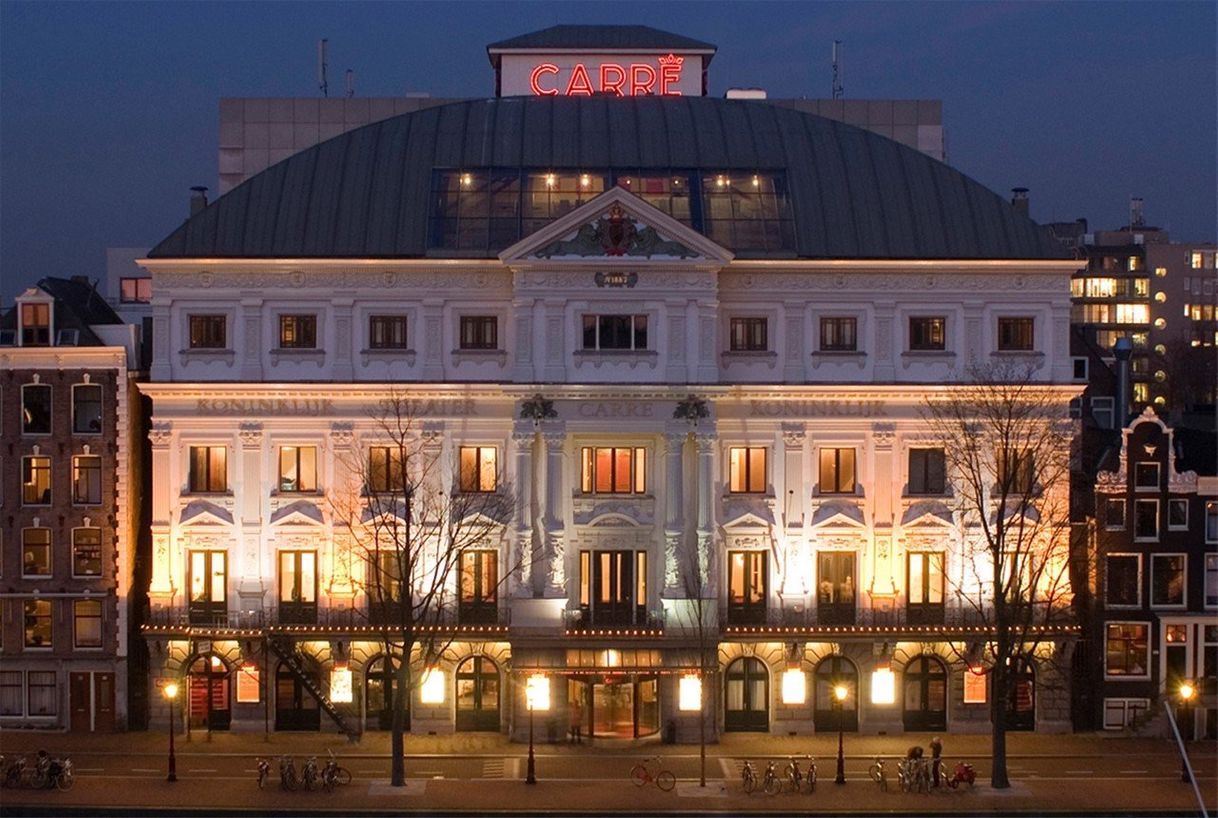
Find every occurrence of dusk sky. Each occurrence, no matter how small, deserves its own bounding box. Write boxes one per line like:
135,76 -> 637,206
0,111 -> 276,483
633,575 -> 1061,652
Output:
1,1 -> 1214,304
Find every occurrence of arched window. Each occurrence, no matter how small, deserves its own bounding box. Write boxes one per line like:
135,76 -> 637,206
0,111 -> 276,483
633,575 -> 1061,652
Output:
455,656 -> 500,731
813,655 -> 858,732
365,655 -> 400,731
902,656 -> 947,731
186,654 -> 231,731
724,657 -> 769,732
1004,657 -> 1036,731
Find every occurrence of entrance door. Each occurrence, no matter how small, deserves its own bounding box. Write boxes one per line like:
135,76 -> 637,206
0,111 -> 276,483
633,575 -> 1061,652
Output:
278,551 -> 317,624
817,552 -> 856,625
593,679 -> 635,737
276,662 -> 321,731
188,656 -> 231,731
70,673 -> 91,732
1004,659 -> 1035,731
364,656 -> 402,731
813,656 -> 858,732
93,673 -> 116,732
728,551 -> 767,625
902,657 -> 947,731
188,551 -> 227,624
725,657 -> 769,732
455,657 -> 500,732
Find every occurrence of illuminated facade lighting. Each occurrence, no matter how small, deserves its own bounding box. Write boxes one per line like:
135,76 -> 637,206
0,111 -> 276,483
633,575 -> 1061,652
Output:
781,667 -> 806,705
678,674 -> 702,711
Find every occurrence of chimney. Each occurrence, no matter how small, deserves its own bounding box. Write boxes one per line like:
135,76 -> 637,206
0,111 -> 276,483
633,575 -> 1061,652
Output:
1129,196 -> 1144,228
1112,336 -> 1133,428
1011,187 -> 1029,216
190,186 -> 209,216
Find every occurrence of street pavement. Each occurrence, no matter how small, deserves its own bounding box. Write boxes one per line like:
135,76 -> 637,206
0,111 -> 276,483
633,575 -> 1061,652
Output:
0,729 -> 1214,815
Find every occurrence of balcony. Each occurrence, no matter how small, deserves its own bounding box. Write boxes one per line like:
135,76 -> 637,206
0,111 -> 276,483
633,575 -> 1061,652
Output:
719,604 -> 995,637
563,606 -> 664,634
143,604 -> 511,637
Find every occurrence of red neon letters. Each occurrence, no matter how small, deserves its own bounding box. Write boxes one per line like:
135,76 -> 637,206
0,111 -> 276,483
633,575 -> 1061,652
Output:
528,54 -> 685,96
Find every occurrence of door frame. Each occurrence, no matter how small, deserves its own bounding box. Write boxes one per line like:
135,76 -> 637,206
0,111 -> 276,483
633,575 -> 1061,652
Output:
901,655 -> 947,732
724,657 -> 770,732
813,655 -> 859,732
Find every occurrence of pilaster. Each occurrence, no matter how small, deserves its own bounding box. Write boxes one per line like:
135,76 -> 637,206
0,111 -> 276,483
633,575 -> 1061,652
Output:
237,422 -> 265,607
541,425 -> 566,596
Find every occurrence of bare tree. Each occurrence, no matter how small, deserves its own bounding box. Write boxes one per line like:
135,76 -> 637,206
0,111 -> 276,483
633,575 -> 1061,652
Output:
921,361 -> 1076,789
331,392 -> 515,787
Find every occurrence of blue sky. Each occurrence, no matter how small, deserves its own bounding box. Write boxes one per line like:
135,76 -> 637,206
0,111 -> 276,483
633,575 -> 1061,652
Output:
1,1 -> 1214,302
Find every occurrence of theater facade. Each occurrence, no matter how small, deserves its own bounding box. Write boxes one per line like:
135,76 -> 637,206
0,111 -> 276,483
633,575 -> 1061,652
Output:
138,26 -> 1080,740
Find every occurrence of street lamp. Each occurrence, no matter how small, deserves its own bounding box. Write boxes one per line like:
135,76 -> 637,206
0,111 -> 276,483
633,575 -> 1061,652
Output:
833,684 -> 848,785
525,674 -> 549,785
1178,681 -> 1196,783
164,682 -> 179,783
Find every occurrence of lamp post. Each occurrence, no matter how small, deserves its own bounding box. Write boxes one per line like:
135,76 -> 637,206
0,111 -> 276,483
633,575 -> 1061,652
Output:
833,684 -> 848,785
1178,681 -> 1196,784
164,682 -> 179,783
525,674 -> 548,785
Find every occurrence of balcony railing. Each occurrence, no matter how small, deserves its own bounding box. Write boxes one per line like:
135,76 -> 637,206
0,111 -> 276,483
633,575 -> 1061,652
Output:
720,605 -> 991,632
563,607 -> 665,632
144,604 -> 511,633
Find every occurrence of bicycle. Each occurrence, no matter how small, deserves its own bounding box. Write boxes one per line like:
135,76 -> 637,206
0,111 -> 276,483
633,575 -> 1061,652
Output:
868,757 -> 888,791
629,757 -> 675,791
279,756 -> 298,791
741,759 -> 758,794
322,750 -> 352,792
783,757 -> 803,793
898,757 -> 930,794
761,760 -> 780,795
301,756 -> 319,791
804,756 -> 817,793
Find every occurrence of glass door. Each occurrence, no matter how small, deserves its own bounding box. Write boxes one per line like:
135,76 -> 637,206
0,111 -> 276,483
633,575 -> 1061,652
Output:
278,551 -> 317,624
724,658 -> 769,732
188,551 -> 227,624
728,551 -> 767,624
817,552 -> 856,625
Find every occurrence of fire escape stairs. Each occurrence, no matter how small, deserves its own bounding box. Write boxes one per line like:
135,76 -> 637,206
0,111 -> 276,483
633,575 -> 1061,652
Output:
268,634 -> 359,742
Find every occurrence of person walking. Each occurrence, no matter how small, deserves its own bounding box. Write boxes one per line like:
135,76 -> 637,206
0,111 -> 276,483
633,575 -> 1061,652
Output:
569,697 -> 584,744
929,736 -> 943,787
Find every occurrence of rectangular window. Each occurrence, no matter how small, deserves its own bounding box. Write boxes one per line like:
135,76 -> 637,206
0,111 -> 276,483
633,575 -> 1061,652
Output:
188,550 -> 227,624
188,446 -> 227,493
820,316 -> 858,352
997,317 -> 1035,351
20,303 -> 50,346
1105,554 -> 1141,607
909,316 -> 946,351
72,528 -> 103,577
819,447 -> 856,494
369,315 -> 408,349
24,600 -> 52,648
1134,499 -> 1159,540
22,384 -> 52,434
72,455 -> 102,505
459,316 -> 498,350
908,448 -> 946,495
188,315 -> 226,349
1104,498 -> 1126,529
370,550 -> 402,605
119,277 -> 152,303
1134,462 -> 1160,490
907,552 -> 945,624
1209,502 -> 1218,542
728,447 -> 767,494
1167,498 -> 1188,529
0,671 -> 21,716
727,550 -> 767,624
582,314 -> 648,350
1207,554 -> 1218,608
367,446 -> 405,493
72,384 -> 103,434
277,445 -> 317,493
580,447 -> 647,494
22,528 -> 52,577
1103,698 -> 1150,729
817,551 -> 857,624
1091,396 -> 1114,429
278,551 -> 317,625
1151,554 -> 1186,607
73,600 -> 103,648
459,446 -> 498,492
996,448 -> 1035,494
1105,623 -> 1149,676
278,314 -> 317,349
22,455 -> 52,505
579,549 -> 647,625
1192,251 -> 1203,269
459,549 -> 498,622
729,317 -> 768,351
27,670 -> 57,716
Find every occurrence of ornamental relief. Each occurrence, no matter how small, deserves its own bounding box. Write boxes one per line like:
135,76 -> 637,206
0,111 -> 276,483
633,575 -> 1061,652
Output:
718,272 -> 1068,293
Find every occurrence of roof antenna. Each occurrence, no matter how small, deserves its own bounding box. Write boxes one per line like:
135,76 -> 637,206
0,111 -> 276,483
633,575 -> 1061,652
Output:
345,68 -> 355,98
318,38 -> 329,97
831,40 -> 844,99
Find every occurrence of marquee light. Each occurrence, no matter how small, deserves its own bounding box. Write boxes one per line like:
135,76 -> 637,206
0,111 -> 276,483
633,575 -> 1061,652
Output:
528,54 -> 685,96
420,667 -> 445,704
526,673 -> 550,711
678,674 -> 702,710
871,666 -> 895,705
781,668 -> 806,705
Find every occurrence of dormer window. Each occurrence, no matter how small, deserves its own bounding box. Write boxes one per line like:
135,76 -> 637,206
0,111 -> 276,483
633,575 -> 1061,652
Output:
20,303 -> 50,346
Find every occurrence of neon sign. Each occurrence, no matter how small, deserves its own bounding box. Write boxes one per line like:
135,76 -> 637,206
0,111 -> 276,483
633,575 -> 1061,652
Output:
529,54 -> 684,96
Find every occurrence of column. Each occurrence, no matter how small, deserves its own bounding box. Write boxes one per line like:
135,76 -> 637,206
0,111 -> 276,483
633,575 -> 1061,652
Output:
237,423 -> 265,610
870,422 -> 897,601
148,421 -> 175,598
780,424 -> 806,597
327,423 -> 356,599
541,427 -> 566,597
694,432 -> 716,595
662,429 -> 687,594
510,426 -> 537,596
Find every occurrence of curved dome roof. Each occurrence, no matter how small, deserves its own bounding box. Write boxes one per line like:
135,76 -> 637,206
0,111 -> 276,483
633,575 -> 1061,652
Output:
150,96 -> 1062,260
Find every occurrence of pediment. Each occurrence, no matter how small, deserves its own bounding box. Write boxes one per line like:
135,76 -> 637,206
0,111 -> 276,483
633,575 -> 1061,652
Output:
811,500 -> 865,528
179,500 -> 234,527
721,497 -> 775,529
499,186 -> 733,266
901,501 -> 954,528
575,500 -> 652,527
990,502 -> 1041,526
270,500 -> 325,527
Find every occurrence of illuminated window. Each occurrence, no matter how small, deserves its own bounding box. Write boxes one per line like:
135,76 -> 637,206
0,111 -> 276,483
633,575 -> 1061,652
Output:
1115,303 -> 1150,324
906,552 -> 944,622
278,551 -> 317,617
1104,554 -> 1140,607
1207,501 -> 1218,542
369,315 -> 408,349
578,550 -> 647,625
119,277 -> 151,303
278,315 -> 317,349
73,600 -> 103,648
73,384 -> 102,434
188,315 -> 226,349
582,314 -> 647,350
22,384 -> 52,434
997,317 -> 1034,351
277,445 -> 317,493
188,446 -> 227,493
1127,256 -> 1143,272
580,447 -> 646,494
819,447 -> 855,494
1105,623 -> 1149,676
72,455 -> 102,505
24,600 -> 52,648
908,448 -> 946,495
700,172 -> 794,252
20,303 -> 50,346
459,446 -> 498,492
729,317 -> 768,351
459,316 -> 498,350
1150,554 -> 1185,607
367,446 -> 406,493
1192,252 -> 1203,269
22,456 -> 52,505
1103,697 -> 1150,729
459,549 -> 498,623
22,528 -> 52,577
72,528 -> 103,577
188,551 -> 227,622
909,317 -> 945,350
728,447 -> 767,493
727,551 -> 767,624
1133,382 -> 1149,403
820,316 -> 858,351
963,667 -> 987,704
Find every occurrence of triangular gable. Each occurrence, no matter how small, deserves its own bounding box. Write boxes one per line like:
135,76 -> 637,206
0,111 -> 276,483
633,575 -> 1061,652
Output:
270,500 -> 325,527
811,500 -> 866,528
721,497 -> 775,529
901,501 -> 954,528
990,503 -> 1040,526
179,500 -> 234,527
499,186 -> 733,266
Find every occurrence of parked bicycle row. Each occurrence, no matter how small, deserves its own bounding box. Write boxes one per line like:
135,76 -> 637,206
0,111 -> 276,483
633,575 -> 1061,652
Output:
741,746 -> 975,795
258,751 -> 352,792
0,751 -> 74,791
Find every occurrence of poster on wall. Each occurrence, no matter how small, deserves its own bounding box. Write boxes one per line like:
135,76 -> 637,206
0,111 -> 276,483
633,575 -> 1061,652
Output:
236,665 -> 261,703
330,667 -> 353,703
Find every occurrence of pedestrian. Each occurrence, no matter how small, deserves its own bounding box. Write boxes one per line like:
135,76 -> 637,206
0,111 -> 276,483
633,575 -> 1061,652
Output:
929,736 -> 943,786
569,698 -> 584,744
